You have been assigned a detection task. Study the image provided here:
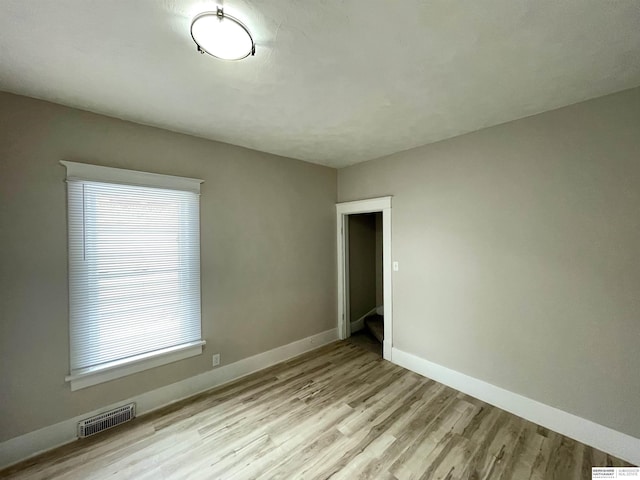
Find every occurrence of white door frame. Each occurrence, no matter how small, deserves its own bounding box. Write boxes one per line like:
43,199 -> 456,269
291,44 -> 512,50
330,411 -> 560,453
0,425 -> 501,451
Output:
336,196 -> 393,361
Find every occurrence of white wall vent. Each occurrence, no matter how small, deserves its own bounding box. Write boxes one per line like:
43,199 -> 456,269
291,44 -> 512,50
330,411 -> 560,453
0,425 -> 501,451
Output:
77,403 -> 136,438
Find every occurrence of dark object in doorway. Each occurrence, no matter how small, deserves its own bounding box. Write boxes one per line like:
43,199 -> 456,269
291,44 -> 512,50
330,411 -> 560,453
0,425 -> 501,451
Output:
365,314 -> 384,343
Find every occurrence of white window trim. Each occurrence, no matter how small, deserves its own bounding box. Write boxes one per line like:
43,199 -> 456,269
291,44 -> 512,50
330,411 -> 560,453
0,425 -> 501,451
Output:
65,341 -> 206,391
61,161 -> 205,391
60,161 -> 203,193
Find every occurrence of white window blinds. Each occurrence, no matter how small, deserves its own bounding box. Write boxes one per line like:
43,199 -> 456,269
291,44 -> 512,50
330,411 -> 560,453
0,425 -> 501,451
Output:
63,162 -> 203,382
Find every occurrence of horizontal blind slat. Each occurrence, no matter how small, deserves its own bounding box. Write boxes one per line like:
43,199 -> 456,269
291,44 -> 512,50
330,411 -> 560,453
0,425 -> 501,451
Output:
67,179 -> 202,371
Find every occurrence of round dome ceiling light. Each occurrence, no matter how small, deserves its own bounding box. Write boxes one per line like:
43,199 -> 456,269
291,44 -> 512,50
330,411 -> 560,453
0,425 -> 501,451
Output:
190,7 -> 255,60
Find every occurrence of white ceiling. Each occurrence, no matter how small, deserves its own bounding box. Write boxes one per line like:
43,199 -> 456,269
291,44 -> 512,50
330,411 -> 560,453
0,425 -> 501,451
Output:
1,1 -> 639,168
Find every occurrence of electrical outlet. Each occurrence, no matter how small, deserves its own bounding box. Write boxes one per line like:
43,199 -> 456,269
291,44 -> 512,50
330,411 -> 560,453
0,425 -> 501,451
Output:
212,353 -> 221,367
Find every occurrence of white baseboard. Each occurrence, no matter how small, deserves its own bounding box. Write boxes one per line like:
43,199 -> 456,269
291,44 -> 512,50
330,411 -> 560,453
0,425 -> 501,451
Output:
392,348 -> 640,466
0,328 -> 338,470
350,307 -> 378,333
350,318 -> 365,333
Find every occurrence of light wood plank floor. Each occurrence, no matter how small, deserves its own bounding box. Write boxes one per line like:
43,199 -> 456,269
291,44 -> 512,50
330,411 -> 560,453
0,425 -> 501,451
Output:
1,341 -> 633,479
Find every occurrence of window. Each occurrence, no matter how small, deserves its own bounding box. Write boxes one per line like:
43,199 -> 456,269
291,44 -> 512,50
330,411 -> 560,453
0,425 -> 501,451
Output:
61,161 -> 204,390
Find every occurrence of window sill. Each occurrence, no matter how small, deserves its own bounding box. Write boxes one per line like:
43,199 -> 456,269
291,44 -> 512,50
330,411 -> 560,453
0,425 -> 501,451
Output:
65,340 -> 206,391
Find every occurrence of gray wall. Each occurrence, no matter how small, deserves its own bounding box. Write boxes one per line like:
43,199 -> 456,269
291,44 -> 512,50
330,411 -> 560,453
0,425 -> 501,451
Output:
375,213 -> 383,306
338,87 -> 640,438
348,214 -> 377,321
0,92 -> 337,442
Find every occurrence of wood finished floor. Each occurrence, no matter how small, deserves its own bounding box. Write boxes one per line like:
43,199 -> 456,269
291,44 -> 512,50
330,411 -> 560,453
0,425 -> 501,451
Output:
1,341 -> 633,480
347,330 -> 382,356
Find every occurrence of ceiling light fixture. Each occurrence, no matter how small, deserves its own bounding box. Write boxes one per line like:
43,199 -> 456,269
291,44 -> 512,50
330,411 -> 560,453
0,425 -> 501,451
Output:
190,7 -> 255,60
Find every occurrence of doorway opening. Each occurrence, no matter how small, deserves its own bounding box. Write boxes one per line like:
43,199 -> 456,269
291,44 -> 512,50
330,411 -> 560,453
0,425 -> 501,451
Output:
346,212 -> 383,356
336,197 -> 392,361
